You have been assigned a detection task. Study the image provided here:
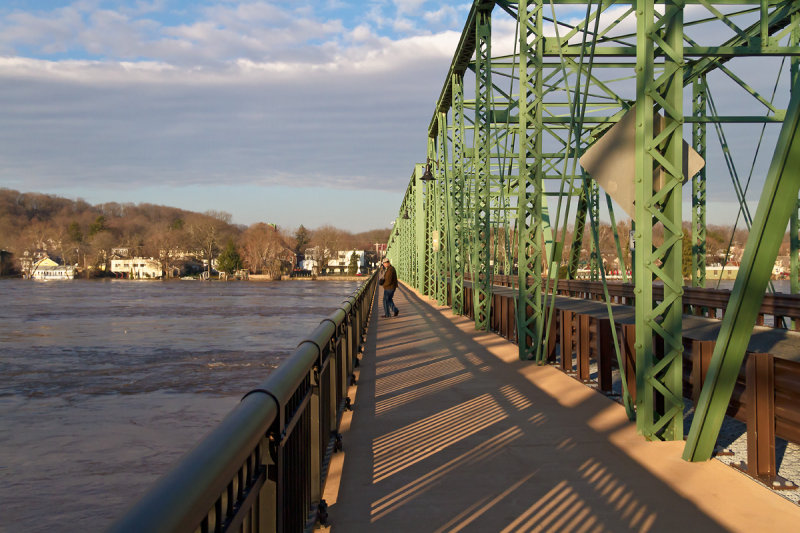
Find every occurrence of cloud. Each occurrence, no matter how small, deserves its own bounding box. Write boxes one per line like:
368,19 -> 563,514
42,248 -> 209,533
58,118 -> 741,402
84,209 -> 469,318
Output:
423,6 -> 460,26
393,0 -> 428,17
0,8 -> 460,195
0,0 -> 789,228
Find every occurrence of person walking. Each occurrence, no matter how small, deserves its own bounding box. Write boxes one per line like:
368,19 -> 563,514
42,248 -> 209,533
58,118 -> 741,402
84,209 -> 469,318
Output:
380,258 -> 399,318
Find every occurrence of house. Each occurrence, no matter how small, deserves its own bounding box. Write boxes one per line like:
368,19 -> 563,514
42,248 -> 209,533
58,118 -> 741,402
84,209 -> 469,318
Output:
111,257 -> 163,279
29,256 -> 76,280
706,263 -> 739,280
327,250 -> 367,274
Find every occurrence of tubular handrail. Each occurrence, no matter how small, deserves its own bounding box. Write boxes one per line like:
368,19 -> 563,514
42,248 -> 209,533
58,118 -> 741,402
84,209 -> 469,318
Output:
110,271 -> 379,533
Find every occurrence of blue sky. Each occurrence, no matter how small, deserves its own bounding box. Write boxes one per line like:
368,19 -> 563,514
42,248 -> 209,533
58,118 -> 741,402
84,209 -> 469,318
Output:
0,1 -> 471,231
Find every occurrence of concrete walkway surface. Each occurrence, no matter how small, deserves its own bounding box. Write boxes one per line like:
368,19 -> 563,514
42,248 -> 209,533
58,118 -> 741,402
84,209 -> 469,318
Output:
322,283 -> 800,532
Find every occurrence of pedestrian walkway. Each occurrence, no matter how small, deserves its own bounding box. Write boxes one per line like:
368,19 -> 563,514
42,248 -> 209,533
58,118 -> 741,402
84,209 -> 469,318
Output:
323,283 -> 800,532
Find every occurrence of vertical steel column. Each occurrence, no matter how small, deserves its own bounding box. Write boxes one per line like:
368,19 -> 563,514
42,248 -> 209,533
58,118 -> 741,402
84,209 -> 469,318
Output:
792,199 -> 799,294
436,112 -> 450,306
589,181 -> 600,281
517,0 -> 544,361
692,76 -> 708,288
685,76 -> 800,461
408,178 -> 417,289
401,196 -> 410,282
425,138 -> 437,297
567,188 -> 588,279
472,6 -> 493,330
415,164 -> 427,293
450,74 -> 466,315
634,0 -> 684,440
791,15 -> 799,295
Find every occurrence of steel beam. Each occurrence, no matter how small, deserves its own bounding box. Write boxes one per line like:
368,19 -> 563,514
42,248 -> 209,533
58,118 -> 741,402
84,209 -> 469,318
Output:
684,75 -> 800,461
634,0 -> 684,441
415,164 -> 426,292
473,6 -> 493,331
517,0 -> 545,360
450,75 -> 466,315
692,76 -> 708,288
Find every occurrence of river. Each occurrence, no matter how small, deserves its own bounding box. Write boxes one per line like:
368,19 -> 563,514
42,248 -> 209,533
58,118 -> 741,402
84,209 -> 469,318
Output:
0,278 -> 361,532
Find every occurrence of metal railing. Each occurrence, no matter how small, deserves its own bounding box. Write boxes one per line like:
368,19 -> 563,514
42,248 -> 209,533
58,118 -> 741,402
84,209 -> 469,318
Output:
110,272 -> 378,533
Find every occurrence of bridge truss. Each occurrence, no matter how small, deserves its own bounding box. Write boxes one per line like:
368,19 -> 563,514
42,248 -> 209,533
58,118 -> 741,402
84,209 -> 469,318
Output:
385,0 -> 800,460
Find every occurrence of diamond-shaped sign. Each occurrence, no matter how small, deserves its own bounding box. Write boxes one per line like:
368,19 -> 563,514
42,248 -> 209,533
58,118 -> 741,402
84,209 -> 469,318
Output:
579,105 -> 705,219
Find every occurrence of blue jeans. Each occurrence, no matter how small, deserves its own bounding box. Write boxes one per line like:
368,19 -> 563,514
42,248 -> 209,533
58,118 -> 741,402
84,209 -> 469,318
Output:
383,288 -> 398,316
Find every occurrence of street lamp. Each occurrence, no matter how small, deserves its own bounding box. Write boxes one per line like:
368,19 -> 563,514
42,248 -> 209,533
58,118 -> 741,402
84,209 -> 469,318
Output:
420,159 -> 435,182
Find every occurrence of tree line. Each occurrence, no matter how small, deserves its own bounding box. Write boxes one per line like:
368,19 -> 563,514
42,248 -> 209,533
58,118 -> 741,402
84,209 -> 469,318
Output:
0,188 -> 391,277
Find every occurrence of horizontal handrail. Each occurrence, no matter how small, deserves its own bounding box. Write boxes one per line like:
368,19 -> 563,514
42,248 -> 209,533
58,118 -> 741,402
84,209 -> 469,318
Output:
110,271 -> 378,533
464,273 -> 800,329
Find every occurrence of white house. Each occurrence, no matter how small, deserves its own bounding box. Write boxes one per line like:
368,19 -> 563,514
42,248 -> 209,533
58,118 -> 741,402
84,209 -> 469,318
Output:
327,250 -> 367,274
111,257 -> 162,279
30,257 -> 76,280
300,249 -> 367,274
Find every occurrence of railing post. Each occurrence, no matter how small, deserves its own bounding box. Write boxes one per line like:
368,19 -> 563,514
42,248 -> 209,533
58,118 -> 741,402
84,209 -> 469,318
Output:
746,353 -> 776,481
310,366 -> 322,512
346,311 -> 355,378
259,437 -> 278,533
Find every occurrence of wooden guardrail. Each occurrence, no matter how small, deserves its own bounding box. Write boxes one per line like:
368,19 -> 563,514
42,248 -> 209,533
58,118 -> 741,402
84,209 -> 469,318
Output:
554,279 -> 800,329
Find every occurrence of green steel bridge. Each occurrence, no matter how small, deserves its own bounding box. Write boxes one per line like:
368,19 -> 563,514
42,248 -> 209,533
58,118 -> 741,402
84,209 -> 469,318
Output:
384,0 -> 800,461
111,1 -> 800,531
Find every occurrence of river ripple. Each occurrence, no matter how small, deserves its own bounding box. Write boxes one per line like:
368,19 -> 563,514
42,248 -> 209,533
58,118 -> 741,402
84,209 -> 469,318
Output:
0,278 -> 361,532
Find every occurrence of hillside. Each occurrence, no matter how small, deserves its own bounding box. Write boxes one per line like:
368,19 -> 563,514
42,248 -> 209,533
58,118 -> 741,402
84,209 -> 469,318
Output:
0,188 -> 390,276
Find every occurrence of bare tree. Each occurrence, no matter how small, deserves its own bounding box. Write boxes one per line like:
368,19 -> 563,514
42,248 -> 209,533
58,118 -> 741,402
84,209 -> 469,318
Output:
241,223 -> 289,278
310,225 -> 346,275
88,231 -> 117,273
187,211 -> 234,277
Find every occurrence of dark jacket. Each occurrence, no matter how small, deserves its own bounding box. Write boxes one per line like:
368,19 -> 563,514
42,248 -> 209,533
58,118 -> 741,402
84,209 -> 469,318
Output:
382,264 -> 398,290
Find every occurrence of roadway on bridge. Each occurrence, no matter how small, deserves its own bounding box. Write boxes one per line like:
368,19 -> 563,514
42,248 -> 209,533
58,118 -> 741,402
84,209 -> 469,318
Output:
323,283 -> 800,532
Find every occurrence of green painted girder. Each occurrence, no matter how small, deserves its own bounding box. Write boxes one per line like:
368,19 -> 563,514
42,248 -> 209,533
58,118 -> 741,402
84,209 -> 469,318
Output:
692,76 -> 708,288
683,1 -> 800,85
545,116 -> 785,123
449,74 -> 467,315
520,0 -> 800,4
472,6 -> 494,331
428,1 -> 496,138
589,181 -> 600,281
425,138 -> 437,297
544,44 -> 800,57
792,15 -> 800,296
415,164 -> 427,293
684,74 -> 800,461
436,112 -> 450,306
634,0 -> 684,441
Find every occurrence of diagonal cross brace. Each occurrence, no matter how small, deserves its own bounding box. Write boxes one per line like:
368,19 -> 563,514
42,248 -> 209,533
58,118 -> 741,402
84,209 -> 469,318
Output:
684,75 -> 800,462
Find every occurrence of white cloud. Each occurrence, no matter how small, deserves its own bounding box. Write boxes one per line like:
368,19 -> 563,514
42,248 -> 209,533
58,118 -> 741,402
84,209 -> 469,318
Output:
393,0 -> 428,17
423,6 -> 459,26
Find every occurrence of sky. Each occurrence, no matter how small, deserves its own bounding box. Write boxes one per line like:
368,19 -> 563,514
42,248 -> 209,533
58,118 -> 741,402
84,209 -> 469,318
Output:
0,0 -> 472,231
0,2 -> 793,233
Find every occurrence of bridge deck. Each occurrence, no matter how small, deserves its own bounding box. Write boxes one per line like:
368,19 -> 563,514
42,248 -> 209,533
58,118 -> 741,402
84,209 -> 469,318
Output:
323,284 -> 800,532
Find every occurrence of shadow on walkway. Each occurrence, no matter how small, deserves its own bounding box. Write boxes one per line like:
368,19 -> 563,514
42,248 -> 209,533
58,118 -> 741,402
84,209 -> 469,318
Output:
324,283 -> 800,532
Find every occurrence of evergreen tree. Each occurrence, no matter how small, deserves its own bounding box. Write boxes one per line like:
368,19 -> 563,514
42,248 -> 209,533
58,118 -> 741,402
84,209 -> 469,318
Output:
294,225 -> 310,254
348,253 -> 360,275
217,240 -> 243,275
88,215 -> 107,237
67,221 -> 83,243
